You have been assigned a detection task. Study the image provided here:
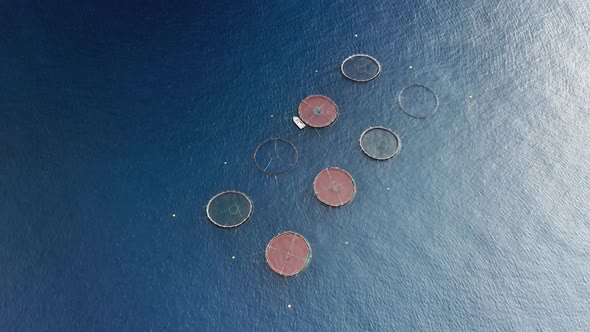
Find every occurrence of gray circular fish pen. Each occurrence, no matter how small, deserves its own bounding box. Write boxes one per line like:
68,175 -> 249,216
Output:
340,54 -> 382,82
359,126 -> 402,161
206,191 -> 253,228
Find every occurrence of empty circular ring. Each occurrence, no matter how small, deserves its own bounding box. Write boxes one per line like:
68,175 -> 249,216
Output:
253,138 -> 298,176
398,84 -> 439,119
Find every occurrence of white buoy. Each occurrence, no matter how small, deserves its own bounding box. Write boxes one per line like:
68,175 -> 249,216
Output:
354,34 -> 358,38
172,214 -> 176,218
409,65 -> 413,69
224,161 -> 227,165
287,304 -> 292,308
232,256 -> 236,260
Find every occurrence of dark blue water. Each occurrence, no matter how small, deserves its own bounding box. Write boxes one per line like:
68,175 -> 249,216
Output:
2,1 -> 590,330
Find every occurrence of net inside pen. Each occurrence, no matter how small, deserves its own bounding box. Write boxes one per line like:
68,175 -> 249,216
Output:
265,231 -> 312,277
398,84 -> 439,119
359,126 -> 402,160
298,95 -> 338,128
206,191 -> 253,228
253,138 -> 298,176
313,167 -> 356,207
340,54 -> 382,82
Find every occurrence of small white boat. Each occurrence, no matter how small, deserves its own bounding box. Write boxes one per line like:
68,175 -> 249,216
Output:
292,116 -> 306,129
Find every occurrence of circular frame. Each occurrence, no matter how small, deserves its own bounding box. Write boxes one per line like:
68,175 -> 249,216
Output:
313,167 -> 356,207
253,138 -> 298,176
205,190 -> 254,228
397,84 -> 439,119
298,95 -> 338,128
265,231 -> 312,277
340,54 -> 382,82
359,126 -> 402,161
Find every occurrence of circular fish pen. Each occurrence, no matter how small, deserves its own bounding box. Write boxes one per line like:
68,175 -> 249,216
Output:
359,126 -> 402,161
313,167 -> 356,207
398,84 -> 439,119
265,231 -> 312,277
206,191 -> 253,228
253,138 -> 298,176
340,54 -> 382,82
298,95 -> 338,128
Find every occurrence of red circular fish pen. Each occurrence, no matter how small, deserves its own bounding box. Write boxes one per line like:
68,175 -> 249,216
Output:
298,95 -> 338,128
313,167 -> 356,207
265,231 -> 312,277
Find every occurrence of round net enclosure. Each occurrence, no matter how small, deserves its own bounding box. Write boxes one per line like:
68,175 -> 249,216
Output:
359,126 -> 402,161
340,54 -> 382,82
253,138 -> 298,176
398,84 -> 439,119
265,231 -> 312,277
206,191 -> 253,228
313,167 -> 356,207
298,95 -> 338,128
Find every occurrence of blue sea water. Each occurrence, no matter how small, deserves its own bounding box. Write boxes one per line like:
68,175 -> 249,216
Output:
1,0 -> 590,330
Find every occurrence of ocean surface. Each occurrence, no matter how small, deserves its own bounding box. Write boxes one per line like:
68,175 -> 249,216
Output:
1,0 -> 590,330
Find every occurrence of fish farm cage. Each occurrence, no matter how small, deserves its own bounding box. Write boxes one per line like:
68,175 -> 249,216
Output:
340,54 -> 382,82
359,126 -> 402,161
398,84 -> 439,119
206,191 -> 253,228
313,167 -> 356,207
253,138 -> 298,176
265,231 -> 312,277
298,95 -> 338,128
